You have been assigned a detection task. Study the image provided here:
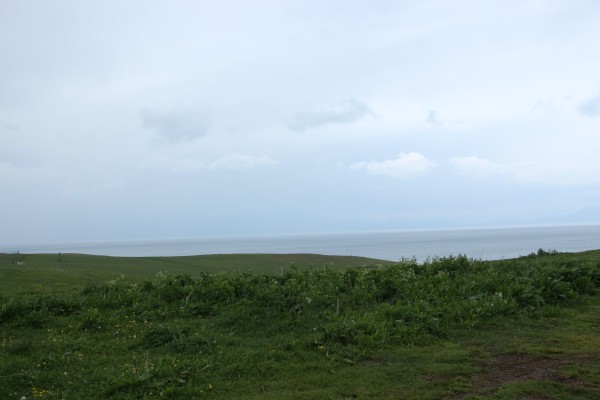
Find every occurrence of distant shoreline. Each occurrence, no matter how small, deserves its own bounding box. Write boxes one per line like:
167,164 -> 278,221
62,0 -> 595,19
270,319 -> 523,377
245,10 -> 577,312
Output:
2,224 -> 600,262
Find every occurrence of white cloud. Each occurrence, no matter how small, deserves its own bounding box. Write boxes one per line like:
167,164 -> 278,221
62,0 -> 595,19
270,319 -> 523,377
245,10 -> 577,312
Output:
288,99 -> 372,132
350,152 -> 437,179
208,154 -> 276,171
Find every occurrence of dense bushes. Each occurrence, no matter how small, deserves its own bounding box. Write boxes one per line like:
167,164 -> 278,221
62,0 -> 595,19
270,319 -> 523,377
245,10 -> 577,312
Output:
2,252 -> 599,348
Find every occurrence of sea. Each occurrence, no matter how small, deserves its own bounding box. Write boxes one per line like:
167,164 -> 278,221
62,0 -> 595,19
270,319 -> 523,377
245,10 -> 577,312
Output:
3,224 -> 600,262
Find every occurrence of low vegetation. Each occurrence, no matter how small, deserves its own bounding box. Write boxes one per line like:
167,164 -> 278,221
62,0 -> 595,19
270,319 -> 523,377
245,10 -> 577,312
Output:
1,250 -> 600,398
0,253 -> 390,296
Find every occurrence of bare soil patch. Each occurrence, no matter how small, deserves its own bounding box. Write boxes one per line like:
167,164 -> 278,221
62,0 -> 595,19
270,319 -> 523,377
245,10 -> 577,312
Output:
477,353 -> 561,386
451,352 -> 598,399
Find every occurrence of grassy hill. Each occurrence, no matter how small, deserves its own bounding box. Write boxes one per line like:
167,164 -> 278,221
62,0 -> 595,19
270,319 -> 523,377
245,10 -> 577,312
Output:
0,252 -> 390,295
1,250 -> 599,399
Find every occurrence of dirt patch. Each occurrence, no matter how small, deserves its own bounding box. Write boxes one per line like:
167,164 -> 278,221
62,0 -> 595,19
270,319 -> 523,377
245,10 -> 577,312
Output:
476,353 -> 561,386
450,353 -> 598,399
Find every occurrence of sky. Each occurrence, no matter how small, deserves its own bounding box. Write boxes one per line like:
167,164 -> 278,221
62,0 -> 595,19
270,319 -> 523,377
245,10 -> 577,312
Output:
2,0 -> 600,245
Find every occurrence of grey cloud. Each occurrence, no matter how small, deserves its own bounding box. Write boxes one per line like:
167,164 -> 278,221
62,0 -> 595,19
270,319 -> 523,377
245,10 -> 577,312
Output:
288,99 -> 372,132
578,95 -> 600,117
140,108 -> 210,142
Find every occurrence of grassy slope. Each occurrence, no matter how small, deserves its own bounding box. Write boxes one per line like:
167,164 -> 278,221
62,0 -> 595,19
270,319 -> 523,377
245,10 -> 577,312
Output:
0,250 -> 599,399
243,297 -> 600,399
0,253 -> 390,295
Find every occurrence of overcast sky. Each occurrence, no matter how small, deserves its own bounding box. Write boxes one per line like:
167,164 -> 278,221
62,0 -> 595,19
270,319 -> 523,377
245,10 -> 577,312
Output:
2,0 -> 600,245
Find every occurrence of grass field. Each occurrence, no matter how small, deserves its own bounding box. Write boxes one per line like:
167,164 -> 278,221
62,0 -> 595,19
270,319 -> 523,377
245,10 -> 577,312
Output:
1,250 -> 599,399
0,252 -> 390,296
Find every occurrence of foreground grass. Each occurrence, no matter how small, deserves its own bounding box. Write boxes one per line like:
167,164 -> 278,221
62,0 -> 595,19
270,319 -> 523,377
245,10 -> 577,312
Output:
1,250 -> 600,399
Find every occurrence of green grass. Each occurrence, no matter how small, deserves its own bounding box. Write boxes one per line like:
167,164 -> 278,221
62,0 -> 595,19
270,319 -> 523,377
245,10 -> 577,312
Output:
1,249 -> 600,399
0,252 -> 391,295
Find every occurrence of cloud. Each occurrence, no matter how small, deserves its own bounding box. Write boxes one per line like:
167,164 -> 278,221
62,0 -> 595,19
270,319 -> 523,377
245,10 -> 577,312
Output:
140,108 -> 211,142
578,94 -> 600,117
425,110 -> 441,124
350,152 -> 438,179
288,99 -> 372,132
208,154 -> 276,170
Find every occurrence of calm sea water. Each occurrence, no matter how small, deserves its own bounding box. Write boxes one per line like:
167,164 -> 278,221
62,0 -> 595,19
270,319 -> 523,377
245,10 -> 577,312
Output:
3,224 -> 600,262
